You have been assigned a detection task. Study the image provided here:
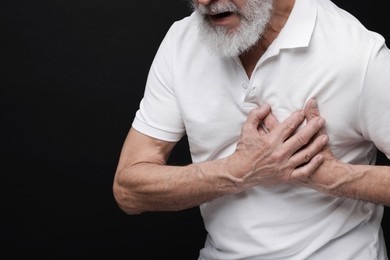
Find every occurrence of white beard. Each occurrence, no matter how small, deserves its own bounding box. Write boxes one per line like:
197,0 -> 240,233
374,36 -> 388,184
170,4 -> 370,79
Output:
192,0 -> 273,58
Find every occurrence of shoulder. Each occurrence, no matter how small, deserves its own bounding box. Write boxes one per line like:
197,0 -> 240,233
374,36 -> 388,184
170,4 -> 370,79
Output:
165,13 -> 201,46
156,12 -> 213,68
314,0 -> 385,45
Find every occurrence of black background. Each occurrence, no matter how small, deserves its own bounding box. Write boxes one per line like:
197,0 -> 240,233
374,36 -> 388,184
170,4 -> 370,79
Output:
2,0 -> 390,259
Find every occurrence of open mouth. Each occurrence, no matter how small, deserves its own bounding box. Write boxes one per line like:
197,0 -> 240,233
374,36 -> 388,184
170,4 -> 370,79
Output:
209,11 -> 234,20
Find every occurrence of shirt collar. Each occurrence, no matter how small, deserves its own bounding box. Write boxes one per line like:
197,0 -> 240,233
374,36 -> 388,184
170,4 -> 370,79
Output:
274,0 -> 317,50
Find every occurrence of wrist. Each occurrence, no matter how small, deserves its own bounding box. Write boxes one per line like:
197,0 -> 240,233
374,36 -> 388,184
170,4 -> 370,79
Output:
196,158 -> 245,195
223,155 -> 251,193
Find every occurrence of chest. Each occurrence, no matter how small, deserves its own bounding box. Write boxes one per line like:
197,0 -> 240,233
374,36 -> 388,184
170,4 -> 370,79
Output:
174,54 -> 365,162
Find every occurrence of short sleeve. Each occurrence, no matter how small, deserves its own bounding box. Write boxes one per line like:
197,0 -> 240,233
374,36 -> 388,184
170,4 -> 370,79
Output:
132,23 -> 185,142
358,38 -> 390,158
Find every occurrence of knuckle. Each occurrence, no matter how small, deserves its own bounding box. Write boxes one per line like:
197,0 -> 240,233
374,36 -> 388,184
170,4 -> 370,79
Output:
300,169 -> 311,178
303,152 -> 311,162
284,171 -> 293,181
271,150 -> 284,162
248,108 -> 260,119
242,124 -> 249,133
296,132 -> 309,146
295,166 -> 310,178
285,122 -> 296,132
241,123 -> 252,135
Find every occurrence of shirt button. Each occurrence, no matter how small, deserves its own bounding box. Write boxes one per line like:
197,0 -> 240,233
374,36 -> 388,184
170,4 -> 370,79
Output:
249,87 -> 256,96
242,83 -> 248,89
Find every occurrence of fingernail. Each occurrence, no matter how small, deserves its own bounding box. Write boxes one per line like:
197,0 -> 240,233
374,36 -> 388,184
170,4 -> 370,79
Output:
306,99 -> 317,109
321,135 -> 329,144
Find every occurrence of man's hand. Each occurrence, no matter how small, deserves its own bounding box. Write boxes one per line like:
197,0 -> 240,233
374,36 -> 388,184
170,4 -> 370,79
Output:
295,98 -> 350,196
226,103 -> 329,192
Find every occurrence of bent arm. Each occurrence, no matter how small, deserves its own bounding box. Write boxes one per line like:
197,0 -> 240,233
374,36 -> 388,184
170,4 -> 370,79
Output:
301,99 -> 390,206
112,128 -> 239,215
113,105 -> 328,215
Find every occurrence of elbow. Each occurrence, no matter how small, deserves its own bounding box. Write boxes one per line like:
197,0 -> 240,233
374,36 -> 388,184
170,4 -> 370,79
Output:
112,175 -> 145,215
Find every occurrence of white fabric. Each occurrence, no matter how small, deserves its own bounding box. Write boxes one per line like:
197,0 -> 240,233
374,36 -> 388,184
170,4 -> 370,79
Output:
132,0 -> 390,259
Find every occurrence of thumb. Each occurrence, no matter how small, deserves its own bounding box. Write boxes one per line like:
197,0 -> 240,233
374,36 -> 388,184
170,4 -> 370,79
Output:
304,98 -> 321,120
246,104 -> 271,130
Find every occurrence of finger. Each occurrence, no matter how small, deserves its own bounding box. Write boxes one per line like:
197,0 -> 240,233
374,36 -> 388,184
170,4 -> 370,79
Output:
257,121 -> 270,135
304,98 -> 321,119
262,110 -> 279,132
271,110 -> 305,141
245,104 -> 271,132
288,134 -> 329,167
304,100 -> 334,161
304,98 -> 327,136
283,116 -> 326,155
289,154 -> 324,179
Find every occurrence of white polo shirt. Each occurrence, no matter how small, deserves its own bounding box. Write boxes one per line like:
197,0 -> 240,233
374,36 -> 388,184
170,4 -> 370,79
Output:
132,0 -> 390,259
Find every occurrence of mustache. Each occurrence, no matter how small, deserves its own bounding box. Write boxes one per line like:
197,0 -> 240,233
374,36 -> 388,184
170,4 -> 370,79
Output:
195,1 -> 239,15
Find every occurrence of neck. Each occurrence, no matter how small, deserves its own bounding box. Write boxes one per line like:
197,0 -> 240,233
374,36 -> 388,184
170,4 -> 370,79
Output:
239,0 -> 295,78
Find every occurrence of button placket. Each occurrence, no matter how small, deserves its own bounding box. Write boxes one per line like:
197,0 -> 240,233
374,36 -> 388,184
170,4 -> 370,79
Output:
249,87 -> 256,96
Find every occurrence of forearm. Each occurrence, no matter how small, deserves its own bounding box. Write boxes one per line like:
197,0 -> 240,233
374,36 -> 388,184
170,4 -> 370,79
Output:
304,161 -> 390,206
113,159 -> 239,214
